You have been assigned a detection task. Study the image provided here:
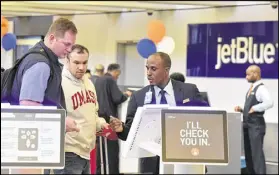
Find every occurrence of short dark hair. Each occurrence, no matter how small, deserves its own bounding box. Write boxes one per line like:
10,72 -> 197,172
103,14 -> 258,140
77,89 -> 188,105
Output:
86,69 -> 91,74
1,67 -> 5,73
107,63 -> 120,72
67,44 -> 89,59
151,52 -> 171,69
170,72 -> 185,82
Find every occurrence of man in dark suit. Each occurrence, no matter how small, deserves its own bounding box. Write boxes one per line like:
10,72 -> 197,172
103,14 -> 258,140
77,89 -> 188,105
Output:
110,52 -> 203,174
94,63 -> 132,174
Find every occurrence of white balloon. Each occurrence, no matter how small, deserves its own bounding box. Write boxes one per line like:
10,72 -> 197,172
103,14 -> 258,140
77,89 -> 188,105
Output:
156,36 -> 175,55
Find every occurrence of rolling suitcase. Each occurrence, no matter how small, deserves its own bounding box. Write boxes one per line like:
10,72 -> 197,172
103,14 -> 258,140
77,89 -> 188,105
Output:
97,126 -> 118,174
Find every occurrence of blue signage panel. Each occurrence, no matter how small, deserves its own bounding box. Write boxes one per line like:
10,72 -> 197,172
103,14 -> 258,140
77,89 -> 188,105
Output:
187,21 -> 278,79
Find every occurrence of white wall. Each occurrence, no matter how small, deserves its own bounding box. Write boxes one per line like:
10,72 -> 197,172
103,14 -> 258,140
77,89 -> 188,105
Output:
1,20 -> 14,69
57,4 -> 278,123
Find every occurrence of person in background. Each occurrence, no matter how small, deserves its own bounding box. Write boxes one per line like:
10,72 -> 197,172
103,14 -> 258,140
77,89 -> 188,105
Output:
94,63 -> 132,174
170,72 -> 209,107
170,72 -> 185,82
110,52 -> 203,174
234,65 -> 273,174
51,44 -> 109,174
90,64 -> 105,84
85,69 -> 91,79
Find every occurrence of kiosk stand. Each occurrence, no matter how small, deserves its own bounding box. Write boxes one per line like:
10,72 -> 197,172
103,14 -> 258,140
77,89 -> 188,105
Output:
1,105 -> 66,174
122,105 -> 241,174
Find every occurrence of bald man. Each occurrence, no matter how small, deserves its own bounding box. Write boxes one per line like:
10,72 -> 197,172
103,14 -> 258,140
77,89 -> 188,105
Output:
235,65 -> 273,174
90,64 -> 104,84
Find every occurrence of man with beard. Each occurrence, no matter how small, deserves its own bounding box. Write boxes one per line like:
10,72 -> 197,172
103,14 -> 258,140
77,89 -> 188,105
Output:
235,65 -> 273,174
52,44 -> 109,174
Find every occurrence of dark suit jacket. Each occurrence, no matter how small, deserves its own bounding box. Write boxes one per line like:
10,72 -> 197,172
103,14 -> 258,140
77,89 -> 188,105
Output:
117,79 -> 202,140
90,75 -> 99,85
95,73 -> 128,122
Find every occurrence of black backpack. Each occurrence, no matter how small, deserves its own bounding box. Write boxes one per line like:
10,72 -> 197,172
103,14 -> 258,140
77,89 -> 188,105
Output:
1,48 -> 53,103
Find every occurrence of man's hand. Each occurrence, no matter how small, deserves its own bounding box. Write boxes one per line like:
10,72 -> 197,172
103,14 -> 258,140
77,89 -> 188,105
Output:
66,117 -> 80,132
109,116 -> 123,133
248,108 -> 254,114
101,123 -> 110,130
234,106 -> 243,112
96,123 -> 109,136
124,90 -> 132,97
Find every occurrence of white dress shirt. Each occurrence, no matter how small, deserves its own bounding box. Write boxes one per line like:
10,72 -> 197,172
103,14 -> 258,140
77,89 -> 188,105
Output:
249,80 -> 274,112
153,80 -> 176,106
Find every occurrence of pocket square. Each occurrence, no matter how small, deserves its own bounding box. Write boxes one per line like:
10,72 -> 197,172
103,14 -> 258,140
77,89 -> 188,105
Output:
183,98 -> 190,103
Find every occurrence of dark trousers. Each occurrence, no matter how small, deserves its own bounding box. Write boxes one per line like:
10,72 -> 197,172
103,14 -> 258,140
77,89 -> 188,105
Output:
96,137 -> 119,174
139,156 -> 160,174
243,117 -> 266,174
44,152 -> 90,174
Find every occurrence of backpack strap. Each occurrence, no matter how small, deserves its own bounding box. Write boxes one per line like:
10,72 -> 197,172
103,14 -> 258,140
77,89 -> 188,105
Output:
20,48 -> 54,83
1,50 -> 50,92
1,49 -> 54,100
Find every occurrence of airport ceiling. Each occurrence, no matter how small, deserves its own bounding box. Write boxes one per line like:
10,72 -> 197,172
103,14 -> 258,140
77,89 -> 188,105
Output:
1,1 -> 269,17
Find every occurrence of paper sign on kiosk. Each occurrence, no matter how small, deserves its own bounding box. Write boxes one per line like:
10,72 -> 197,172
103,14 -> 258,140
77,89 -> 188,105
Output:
161,108 -> 229,165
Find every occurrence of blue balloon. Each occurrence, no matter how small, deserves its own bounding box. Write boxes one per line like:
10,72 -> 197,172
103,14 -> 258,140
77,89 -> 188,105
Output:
2,33 -> 17,51
137,38 -> 157,58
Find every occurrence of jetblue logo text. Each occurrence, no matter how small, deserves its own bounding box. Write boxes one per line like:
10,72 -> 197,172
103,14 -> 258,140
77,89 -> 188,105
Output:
216,37 -> 278,69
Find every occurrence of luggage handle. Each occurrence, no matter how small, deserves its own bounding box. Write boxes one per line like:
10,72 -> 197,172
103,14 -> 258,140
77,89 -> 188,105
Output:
99,136 -> 109,174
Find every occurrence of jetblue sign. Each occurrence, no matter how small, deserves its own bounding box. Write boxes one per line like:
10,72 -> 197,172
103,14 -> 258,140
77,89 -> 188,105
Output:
216,37 -> 277,70
187,21 -> 278,79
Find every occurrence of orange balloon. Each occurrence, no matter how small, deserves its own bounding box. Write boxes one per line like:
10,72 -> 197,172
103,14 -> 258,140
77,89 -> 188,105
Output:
1,16 -> 9,37
147,20 -> 166,43
1,27 -> 8,37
